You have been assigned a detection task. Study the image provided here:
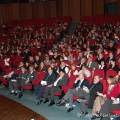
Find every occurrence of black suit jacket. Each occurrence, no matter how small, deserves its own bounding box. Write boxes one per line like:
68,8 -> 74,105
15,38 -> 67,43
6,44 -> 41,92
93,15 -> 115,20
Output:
43,72 -> 57,85
73,79 -> 89,89
27,71 -> 37,82
88,82 -> 103,109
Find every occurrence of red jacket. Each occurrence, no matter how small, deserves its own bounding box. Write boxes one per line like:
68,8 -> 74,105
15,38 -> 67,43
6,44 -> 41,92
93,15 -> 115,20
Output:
103,84 -> 119,98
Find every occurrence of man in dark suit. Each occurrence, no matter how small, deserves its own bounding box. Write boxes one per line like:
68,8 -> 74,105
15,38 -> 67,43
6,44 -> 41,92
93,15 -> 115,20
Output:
34,67 -> 57,105
43,70 -> 69,106
18,66 -> 37,98
23,48 -> 32,62
99,94 -> 120,120
77,75 -> 103,117
56,73 -> 89,112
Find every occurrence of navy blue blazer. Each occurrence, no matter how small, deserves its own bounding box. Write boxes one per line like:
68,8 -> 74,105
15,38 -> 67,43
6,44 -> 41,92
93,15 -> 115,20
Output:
43,72 -> 57,85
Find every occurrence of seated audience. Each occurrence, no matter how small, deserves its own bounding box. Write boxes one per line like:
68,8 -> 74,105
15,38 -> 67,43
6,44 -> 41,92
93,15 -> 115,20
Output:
78,65 -> 91,77
38,61 -> 47,72
17,66 -> 37,98
91,76 -> 119,119
34,67 -> 57,105
99,94 -> 120,120
43,70 -> 69,106
57,61 -> 69,74
98,60 -> 107,74
56,73 -> 89,112
68,64 -> 79,77
108,59 -> 119,72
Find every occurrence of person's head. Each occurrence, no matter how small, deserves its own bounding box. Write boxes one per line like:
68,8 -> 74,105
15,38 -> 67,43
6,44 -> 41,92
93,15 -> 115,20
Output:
35,56 -> 39,61
117,69 -> 120,76
29,66 -> 34,72
93,75 -> 100,84
107,76 -> 116,85
109,52 -> 113,58
29,56 -> 34,61
40,61 -> 44,67
78,73 -> 85,80
87,56 -> 92,63
101,60 -> 105,65
82,65 -> 87,71
48,67 -> 53,74
99,53 -> 103,59
45,56 -> 49,60
21,66 -> 26,72
51,62 -> 56,68
19,61 -> 24,67
60,61 -> 66,67
110,59 -> 116,65
81,57 -> 86,63
71,64 -> 76,70
59,70 -> 66,77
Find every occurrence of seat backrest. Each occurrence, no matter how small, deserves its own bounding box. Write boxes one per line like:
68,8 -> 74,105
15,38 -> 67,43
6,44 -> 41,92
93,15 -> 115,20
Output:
6,69 -> 13,75
85,77 -> 93,85
106,70 -> 117,79
93,69 -> 105,79
38,71 -> 47,82
100,79 -> 107,93
68,75 -> 78,88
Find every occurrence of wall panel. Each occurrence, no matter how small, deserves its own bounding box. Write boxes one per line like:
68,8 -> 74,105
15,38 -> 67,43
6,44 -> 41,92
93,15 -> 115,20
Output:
93,0 -> 104,15
44,2 -> 51,18
19,3 -> 26,20
38,2 -> 45,19
7,4 -> 13,21
62,0 -> 68,16
0,4 -> 7,23
50,1 -> 57,18
26,3 -> 32,19
32,2 -> 38,19
73,0 -> 80,21
68,0 -> 74,18
12,4 -> 20,21
81,0 -> 92,17
56,0 -> 62,17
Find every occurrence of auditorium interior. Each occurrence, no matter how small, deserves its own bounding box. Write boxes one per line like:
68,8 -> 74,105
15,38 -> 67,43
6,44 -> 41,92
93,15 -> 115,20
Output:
0,0 -> 120,120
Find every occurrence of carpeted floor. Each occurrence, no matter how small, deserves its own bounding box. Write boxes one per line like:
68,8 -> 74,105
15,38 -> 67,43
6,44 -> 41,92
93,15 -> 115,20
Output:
0,87 -> 95,120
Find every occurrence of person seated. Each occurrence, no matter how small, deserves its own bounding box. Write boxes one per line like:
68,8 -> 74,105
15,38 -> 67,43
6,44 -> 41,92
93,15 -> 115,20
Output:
57,61 -> 69,74
9,67 -> 26,96
68,64 -> 79,77
34,67 -> 57,105
77,75 -> 103,117
91,76 -> 119,119
38,61 -> 47,72
99,94 -> 120,120
98,60 -> 107,74
108,59 -> 119,72
43,70 -> 69,106
106,52 -> 115,64
44,55 -> 51,65
78,65 -> 91,77
29,56 -> 35,65
34,55 -> 41,65
77,57 -> 86,69
87,56 -> 98,70
115,69 -> 120,82
115,48 -> 120,62
25,61 -> 30,70
56,73 -> 89,112
17,66 -> 37,98
96,53 -> 105,65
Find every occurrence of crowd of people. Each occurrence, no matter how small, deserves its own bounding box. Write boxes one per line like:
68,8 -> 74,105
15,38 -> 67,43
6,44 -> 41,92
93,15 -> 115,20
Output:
0,16 -> 120,120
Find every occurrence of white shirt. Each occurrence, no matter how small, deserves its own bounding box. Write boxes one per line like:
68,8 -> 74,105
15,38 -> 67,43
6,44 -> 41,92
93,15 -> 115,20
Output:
78,70 -> 91,77
54,77 -> 61,86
